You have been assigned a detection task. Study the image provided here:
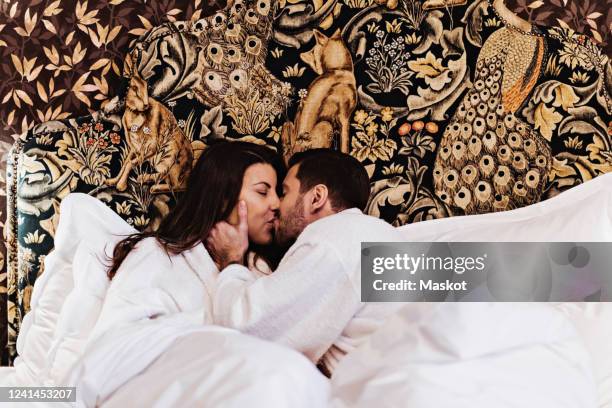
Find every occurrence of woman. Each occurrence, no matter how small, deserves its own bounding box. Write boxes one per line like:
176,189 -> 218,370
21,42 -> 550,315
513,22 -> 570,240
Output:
17,140 -> 285,387
91,140 -> 285,337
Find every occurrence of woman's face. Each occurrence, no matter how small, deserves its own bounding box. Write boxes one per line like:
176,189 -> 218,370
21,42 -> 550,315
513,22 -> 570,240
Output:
228,163 -> 280,245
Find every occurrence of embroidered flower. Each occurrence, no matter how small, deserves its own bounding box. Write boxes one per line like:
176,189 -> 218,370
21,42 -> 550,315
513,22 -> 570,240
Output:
382,163 -> 404,176
110,132 -> 121,144
130,124 -> 139,132
558,42 -> 594,70
268,125 -> 281,142
354,110 -> 369,125
366,122 -> 379,136
280,82 -> 292,96
86,138 -> 95,147
79,123 -> 91,134
381,107 -> 393,122
298,89 -> 308,99
177,120 -> 186,128
94,122 -> 104,132
142,126 -> 151,135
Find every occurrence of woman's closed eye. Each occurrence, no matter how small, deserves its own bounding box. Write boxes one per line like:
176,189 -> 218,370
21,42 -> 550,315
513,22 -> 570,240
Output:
257,189 -> 268,196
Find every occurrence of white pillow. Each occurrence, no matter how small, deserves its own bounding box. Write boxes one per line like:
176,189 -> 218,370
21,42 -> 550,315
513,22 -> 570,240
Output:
397,172 -> 612,242
392,173 -> 612,407
14,193 -> 135,385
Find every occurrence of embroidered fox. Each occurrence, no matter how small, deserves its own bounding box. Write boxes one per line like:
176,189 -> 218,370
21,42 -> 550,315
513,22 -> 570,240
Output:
281,29 -> 357,162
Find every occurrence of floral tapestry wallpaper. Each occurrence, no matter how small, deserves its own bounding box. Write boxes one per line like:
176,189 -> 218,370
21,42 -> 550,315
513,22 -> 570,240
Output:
0,0 -> 610,364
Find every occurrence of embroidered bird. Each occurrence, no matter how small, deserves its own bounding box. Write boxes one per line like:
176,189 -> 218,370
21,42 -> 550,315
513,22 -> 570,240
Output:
433,27 -> 552,214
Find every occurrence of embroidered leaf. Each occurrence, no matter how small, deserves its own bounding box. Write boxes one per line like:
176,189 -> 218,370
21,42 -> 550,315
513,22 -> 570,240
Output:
72,42 -> 86,65
408,51 -> 445,79
552,83 -> 579,110
65,30 -> 75,45
43,45 -> 60,65
8,2 -> 18,18
24,230 -> 46,244
36,81 -> 48,103
90,58 -> 110,70
534,103 -> 562,141
43,0 -> 62,17
15,90 -> 33,106
590,29 -> 602,43
41,19 -> 57,34
10,54 -> 23,76
24,9 -> 38,35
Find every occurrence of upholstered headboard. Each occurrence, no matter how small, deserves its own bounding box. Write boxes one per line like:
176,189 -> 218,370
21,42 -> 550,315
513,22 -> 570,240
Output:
4,0 -> 611,364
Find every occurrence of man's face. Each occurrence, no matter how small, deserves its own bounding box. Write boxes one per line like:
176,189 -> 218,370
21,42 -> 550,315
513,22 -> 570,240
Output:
275,164 -> 308,246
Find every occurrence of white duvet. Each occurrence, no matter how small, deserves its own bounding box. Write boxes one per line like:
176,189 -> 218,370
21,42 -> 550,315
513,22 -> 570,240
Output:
394,172 -> 612,408
2,193 -> 329,407
66,313 -> 329,408
3,173 -> 612,407
331,303 -> 597,408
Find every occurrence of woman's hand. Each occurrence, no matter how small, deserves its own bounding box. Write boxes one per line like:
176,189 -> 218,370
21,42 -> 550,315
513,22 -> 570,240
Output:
206,201 -> 249,270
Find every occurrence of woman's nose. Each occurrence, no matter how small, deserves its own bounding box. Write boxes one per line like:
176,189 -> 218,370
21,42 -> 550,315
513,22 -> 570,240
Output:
269,190 -> 280,210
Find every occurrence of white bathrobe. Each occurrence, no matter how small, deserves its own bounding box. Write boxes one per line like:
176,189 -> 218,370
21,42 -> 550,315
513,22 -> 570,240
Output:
213,208 -> 404,374
90,235 -> 273,338
12,193 -> 222,386
88,235 -> 218,339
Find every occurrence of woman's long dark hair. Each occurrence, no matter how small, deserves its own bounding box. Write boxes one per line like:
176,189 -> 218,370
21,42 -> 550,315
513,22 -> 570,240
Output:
108,141 -> 285,279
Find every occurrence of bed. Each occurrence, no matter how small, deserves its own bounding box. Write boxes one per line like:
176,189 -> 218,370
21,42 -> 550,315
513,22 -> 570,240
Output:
2,0 -> 610,402
0,173 -> 609,407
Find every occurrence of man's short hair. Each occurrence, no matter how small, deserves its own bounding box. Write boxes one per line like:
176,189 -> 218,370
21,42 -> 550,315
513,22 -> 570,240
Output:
288,149 -> 370,211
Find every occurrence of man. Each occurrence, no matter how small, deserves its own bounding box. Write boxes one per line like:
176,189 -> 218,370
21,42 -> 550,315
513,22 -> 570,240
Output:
207,149 -> 403,376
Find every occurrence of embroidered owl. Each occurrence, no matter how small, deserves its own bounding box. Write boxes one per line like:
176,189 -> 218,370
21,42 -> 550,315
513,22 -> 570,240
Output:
190,0 -> 292,134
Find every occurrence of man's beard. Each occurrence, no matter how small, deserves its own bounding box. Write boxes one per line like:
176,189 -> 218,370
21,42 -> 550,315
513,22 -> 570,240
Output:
275,197 -> 307,247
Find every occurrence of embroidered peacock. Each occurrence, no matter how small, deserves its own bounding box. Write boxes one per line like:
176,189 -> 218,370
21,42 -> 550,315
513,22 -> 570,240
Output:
433,27 -> 552,214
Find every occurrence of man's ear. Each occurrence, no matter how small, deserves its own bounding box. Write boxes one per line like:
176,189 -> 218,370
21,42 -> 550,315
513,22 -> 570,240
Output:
309,184 -> 329,212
